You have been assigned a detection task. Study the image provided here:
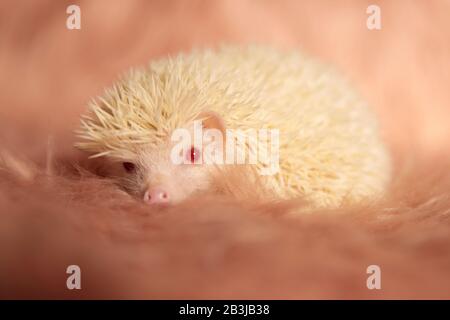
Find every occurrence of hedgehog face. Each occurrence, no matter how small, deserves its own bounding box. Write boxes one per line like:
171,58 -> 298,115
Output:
125,145 -> 214,205
104,112 -> 225,205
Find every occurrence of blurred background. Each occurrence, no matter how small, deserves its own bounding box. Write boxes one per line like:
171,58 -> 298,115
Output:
0,0 -> 449,167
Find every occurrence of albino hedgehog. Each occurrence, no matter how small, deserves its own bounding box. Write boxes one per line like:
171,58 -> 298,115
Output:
75,46 -> 391,207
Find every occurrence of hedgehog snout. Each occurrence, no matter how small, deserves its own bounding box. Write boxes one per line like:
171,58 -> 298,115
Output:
143,187 -> 170,205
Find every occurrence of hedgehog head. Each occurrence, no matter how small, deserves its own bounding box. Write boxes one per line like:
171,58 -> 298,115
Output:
75,63 -> 230,204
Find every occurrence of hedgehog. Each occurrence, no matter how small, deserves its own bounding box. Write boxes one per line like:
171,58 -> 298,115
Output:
75,46 -> 391,207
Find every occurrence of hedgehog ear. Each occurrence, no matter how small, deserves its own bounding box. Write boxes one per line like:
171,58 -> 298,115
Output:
196,111 -> 225,134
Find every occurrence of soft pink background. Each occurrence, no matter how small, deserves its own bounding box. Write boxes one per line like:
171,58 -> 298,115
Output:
0,0 -> 449,164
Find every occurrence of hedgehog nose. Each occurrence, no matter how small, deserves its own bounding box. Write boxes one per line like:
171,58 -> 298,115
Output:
144,187 -> 170,205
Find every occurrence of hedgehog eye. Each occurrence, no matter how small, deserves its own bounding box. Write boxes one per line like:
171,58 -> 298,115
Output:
122,162 -> 136,173
186,146 -> 200,164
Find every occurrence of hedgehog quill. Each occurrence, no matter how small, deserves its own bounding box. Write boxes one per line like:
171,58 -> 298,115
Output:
75,46 -> 391,207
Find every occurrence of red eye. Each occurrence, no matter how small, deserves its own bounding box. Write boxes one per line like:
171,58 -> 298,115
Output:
123,162 -> 135,173
187,146 -> 200,164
